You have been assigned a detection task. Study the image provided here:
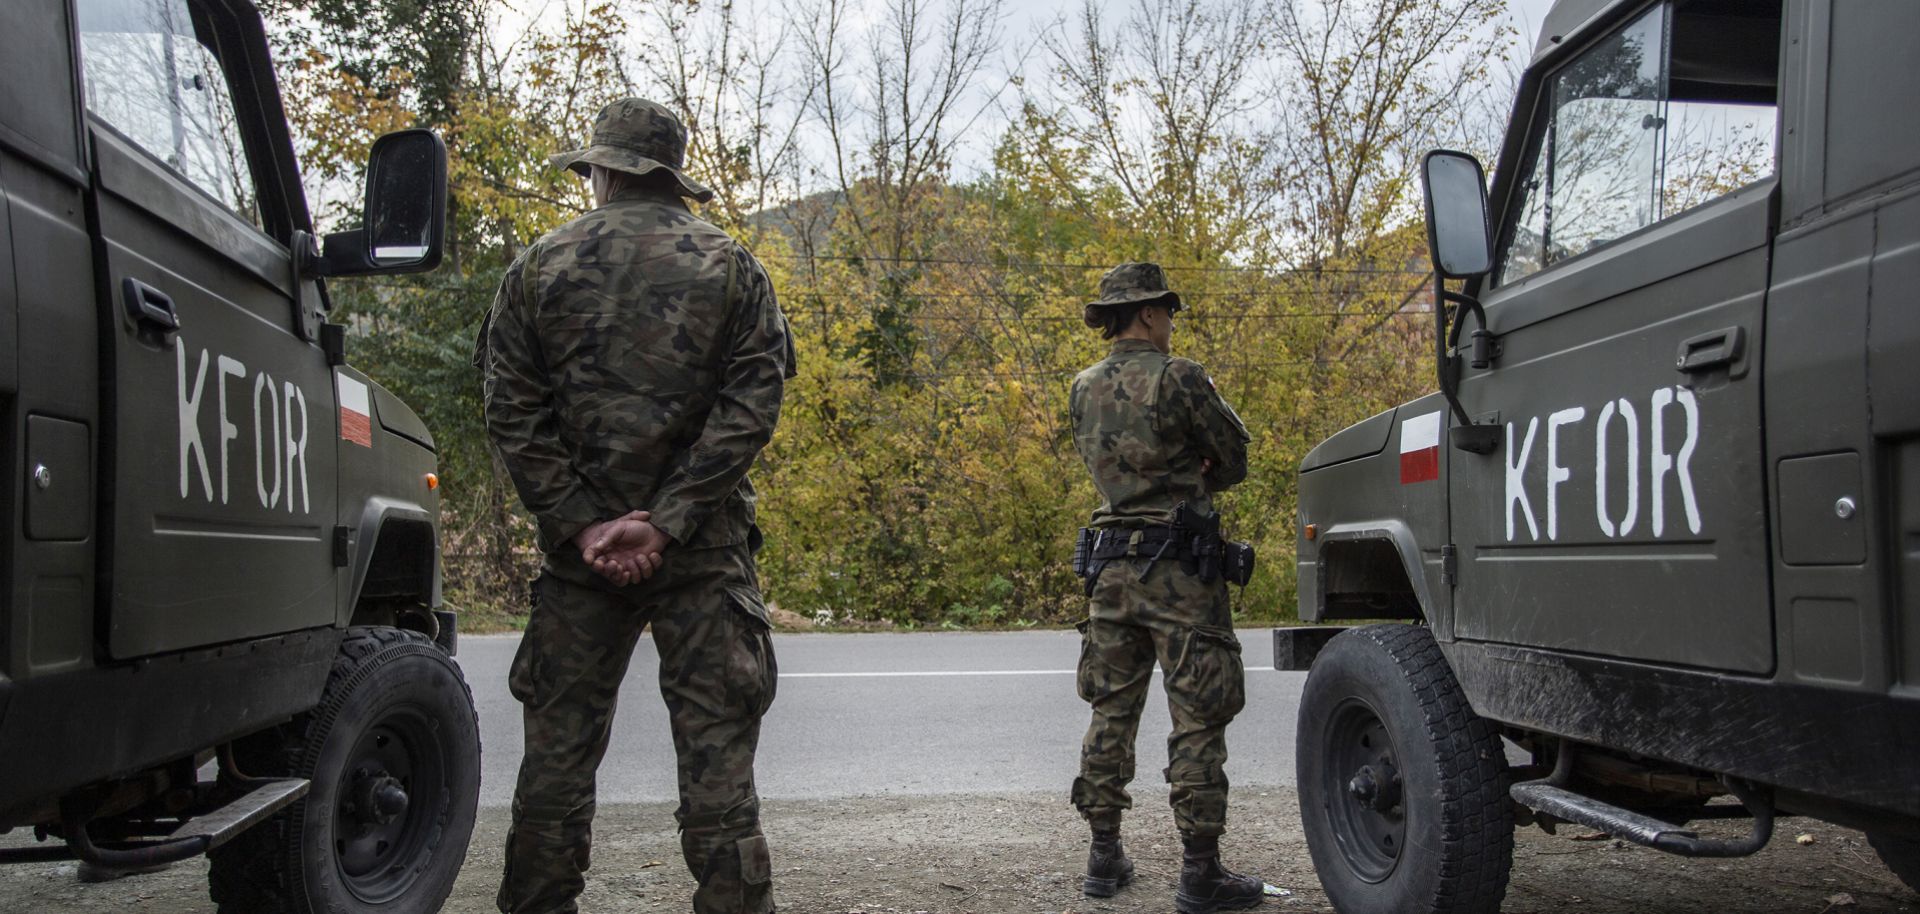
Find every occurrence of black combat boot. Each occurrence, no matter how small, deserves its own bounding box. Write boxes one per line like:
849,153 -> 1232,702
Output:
1082,828 -> 1135,897
1175,834 -> 1264,913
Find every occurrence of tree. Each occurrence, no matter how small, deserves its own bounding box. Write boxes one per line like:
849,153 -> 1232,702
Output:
264,0 -> 1519,628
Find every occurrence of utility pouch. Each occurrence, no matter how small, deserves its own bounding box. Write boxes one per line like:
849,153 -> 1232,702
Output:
1072,527 -> 1096,578
1223,541 -> 1256,586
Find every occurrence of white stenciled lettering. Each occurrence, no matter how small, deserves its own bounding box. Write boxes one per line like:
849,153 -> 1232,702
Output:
1545,406 -> 1586,540
1650,387 -> 1677,536
174,343 -> 313,514
1506,417 -> 1539,541
1506,385 -> 1706,542
1594,398 -> 1640,537
285,381 -> 309,514
253,372 -> 282,509
216,355 -> 246,505
177,344 -> 213,501
1674,387 -> 1702,534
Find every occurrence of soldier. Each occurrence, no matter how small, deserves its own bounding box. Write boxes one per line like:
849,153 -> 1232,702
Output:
1068,262 -> 1263,913
477,97 -> 795,914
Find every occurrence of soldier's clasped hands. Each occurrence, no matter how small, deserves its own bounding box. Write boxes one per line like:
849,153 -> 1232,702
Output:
577,509 -> 673,586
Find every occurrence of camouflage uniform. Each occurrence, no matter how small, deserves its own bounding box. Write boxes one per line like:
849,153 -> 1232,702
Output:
1069,263 -> 1252,839
478,98 -> 795,914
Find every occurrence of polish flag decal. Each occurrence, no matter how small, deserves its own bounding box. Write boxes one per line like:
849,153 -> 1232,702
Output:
1399,410 -> 1441,484
337,373 -> 373,448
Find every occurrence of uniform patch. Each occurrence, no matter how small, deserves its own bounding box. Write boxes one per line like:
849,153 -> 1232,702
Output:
337,373 -> 373,448
1399,410 -> 1441,484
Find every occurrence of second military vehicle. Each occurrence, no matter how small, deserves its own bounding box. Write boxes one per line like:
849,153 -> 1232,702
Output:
0,0 -> 480,911
1283,0 -> 1920,911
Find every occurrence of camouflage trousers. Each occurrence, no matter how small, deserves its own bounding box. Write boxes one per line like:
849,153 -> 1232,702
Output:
1072,558 -> 1246,838
498,546 -> 778,914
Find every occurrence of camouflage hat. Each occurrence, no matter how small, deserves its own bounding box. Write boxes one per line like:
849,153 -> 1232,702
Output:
1083,261 -> 1183,328
549,98 -> 715,203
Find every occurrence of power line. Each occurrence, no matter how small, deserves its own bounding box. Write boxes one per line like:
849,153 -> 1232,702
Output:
762,253 -> 1426,276
789,290 -> 1427,302
870,356 -> 1383,383
856,310 -> 1428,322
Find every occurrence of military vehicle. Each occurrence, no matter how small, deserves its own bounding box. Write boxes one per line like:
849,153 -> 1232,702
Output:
1280,0 -> 1920,910
0,0 -> 480,910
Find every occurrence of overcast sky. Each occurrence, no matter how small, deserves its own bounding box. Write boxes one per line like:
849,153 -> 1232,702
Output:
482,0 -> 1564,192
498,0 -> 1564,87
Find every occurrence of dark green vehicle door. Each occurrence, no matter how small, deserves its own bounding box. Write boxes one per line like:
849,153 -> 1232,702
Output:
1451,0 -> 1781,674
77,0 -> 338,657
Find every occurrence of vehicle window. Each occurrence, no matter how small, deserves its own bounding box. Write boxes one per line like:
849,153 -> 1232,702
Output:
76,0 -> 262,228
1498,0 -> 1780,284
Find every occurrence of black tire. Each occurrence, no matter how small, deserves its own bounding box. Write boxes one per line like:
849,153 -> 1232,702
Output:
1868,831 -> 1920,895
209,627 -> 481,914
1296,624 -> 1512,914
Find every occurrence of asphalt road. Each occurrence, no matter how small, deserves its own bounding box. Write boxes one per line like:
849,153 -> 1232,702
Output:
9,630 -> 1916,914
459,628 -> 1305,806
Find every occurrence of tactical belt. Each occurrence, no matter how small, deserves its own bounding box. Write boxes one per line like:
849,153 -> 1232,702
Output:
1088,526 -> 1196,561
1074,525 -> 1211,596
1073,522 -> 1252,595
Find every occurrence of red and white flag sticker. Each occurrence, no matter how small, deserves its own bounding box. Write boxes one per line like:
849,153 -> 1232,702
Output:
1399,410 -> 1441,484
337,373 -> 373,448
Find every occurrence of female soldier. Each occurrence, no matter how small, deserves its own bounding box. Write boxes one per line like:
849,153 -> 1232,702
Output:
1068,262 -> 1262,913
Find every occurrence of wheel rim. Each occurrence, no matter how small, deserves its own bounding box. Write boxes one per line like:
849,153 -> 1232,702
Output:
332,705 -> 447,904
1320,697 -> 1406,884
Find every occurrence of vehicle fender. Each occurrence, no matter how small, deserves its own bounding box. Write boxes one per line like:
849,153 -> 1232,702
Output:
1309,520 -> 1441,631
342,496 -> 441,624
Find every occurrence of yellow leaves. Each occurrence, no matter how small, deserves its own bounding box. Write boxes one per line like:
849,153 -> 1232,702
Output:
283,49 -> 417,197
263,0 -> 1454,629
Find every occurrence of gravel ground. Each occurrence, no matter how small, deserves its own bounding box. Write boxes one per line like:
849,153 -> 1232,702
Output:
3,790 -> 1913,914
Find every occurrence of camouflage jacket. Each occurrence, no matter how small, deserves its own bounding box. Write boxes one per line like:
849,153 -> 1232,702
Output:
1070,339 -> 1251,528
477,185 -> 795,553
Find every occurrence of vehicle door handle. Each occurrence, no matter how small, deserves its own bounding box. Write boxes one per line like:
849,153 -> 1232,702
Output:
122,277 -> 180,333
1676,326 -> 1744,373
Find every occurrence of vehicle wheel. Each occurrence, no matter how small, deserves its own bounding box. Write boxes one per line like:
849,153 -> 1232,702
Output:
209,627 -> 481,914
1868,831 -> 1920,894
1296,624 -> 1512,914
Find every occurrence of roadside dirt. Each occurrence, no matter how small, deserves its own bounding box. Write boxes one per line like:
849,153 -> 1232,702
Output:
2,790 -> 1912,913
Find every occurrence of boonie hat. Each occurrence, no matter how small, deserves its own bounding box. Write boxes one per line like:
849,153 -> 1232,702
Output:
1083,261 -> 1184,328
550,97 -> 715,203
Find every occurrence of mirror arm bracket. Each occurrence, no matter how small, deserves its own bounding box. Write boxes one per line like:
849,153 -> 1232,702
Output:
313,229 -> 377,277
1434,277 -> 1502,455
1442,289 -> 1498,370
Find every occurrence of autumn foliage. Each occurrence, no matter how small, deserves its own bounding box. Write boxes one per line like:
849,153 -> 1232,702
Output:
269,0 -> 1510,628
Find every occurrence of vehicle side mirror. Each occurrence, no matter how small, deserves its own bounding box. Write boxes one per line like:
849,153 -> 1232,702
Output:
314,129 -> 449,277
1421,150 -> 1492,279
1422,149 -> 1502,455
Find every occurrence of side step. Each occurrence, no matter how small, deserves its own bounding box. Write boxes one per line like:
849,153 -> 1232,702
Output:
1511,780 -> 1773,858
171,777 -> 310,850
0,778 -> 309,867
